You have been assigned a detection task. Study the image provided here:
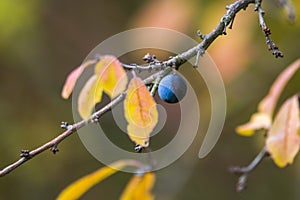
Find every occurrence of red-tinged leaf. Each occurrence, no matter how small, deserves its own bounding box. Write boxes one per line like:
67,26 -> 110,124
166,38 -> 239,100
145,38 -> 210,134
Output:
61,60 -> 96,99
78,75 -> 103,119
120,173 -> 155,200
266,95 -> 300,168
124,77 -> 158,147
56,160 -> 143,200
258,59 -> 300,116
236,59 -> 300,136
95,55 -> 128,98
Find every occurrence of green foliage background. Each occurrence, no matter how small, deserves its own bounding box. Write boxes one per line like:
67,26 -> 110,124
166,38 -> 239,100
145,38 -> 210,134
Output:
0,0 -> 300,199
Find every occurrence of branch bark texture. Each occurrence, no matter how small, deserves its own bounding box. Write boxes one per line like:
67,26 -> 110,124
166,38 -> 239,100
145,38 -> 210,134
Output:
1,0 -> 278,177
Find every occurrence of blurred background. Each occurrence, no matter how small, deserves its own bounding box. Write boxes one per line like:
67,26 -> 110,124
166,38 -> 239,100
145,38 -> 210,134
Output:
0,0 -> 300,199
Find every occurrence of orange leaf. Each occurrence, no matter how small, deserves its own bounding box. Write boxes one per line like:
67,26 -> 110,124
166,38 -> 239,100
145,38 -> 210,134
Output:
56,160 -> 142,200
120,173 -> 155,200
78,75 -> 103,119
258,59 -> 300,116
61,60 -> 96,99
124,77 -> 158,147
95,55 -> 128,98
236,59 -> 300,136
266,95 -> 300,168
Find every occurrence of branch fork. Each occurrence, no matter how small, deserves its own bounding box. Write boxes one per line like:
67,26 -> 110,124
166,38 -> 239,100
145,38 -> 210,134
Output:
0,0 -> 285,178
229,146 -> 269,192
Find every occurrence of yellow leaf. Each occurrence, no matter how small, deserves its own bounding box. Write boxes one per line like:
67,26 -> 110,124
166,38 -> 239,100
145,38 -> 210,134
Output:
236,59 -> 300,136
124,77 -> 158,147
78,75 -> 103,119
61,60 -> 96,99
236,113 -> 272,136
120,173 -> 155,200
95,55 -> 128,98
57,160 -> 130,200
266,95 -> 300,168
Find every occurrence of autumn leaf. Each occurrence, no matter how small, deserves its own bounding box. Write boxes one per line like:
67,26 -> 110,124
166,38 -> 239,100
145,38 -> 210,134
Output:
62,55 -> 128,119
266,95 -> 300,168
236,59 -> 300,136
78,75 -> 103,119
236,113 -> 272,136
61,59 -> 96,99
258,59 -> 300,116
124,77 -> 158,147
120,173 -> 155,200
94,55 -> 128,98
56,160 -> 143,200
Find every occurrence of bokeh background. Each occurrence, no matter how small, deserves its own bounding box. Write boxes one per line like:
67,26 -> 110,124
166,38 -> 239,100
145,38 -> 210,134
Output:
0,0 -> 300,199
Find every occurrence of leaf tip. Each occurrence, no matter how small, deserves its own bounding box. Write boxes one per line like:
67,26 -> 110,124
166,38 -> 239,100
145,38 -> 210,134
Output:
236,113 -> 271,137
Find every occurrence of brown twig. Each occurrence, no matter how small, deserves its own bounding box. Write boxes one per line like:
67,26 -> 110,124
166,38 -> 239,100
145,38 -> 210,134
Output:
229,146 -> 269,192
0,67 -> 172,177
1,0 -> 274,177
122,0 -> 257,70
255,0 -> 284,58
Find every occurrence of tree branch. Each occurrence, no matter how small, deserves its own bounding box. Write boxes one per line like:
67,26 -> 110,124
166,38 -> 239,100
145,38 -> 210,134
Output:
121,0 -> 257,71
255,1 -> 284,58
229,146 -> 269,192
0,67 -> 172,177
1,0 -> 274,177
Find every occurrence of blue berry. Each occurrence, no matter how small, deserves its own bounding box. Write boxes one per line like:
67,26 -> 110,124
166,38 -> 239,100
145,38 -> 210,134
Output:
158,74 -> 187,103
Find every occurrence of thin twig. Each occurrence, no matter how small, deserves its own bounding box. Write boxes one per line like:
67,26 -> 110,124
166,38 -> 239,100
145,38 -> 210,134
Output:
193,47 -> 205,68
122,0 -> 257,71
122,62 -> 165,71
150,69 -> 172,96
255,1 -> 284,58
196,30 -> 206,40
229,146 -> 269,192
1,0 -> 263,177
0,67 -> 172,177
